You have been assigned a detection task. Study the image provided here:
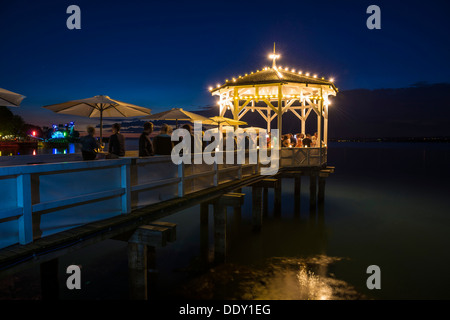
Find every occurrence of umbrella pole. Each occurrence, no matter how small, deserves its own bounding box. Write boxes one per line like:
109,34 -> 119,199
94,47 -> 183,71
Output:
100,110 -> 103,146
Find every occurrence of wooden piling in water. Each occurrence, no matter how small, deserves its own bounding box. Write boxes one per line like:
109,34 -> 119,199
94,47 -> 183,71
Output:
213,201 -> 227,263
252,185 -> 263,231
309,172 -> 317,212
40,258 -> 59,300
127,225 -> 172,300
212,193 -> 245,263
200,203 -> 209,264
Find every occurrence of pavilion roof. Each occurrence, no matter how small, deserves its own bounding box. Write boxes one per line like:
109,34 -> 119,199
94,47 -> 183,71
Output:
211,67 -> 338,93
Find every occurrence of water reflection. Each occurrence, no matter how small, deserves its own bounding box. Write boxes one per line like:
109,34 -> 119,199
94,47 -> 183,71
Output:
172,256 -> 365,300
0,143 -> 79,156
0,165 -> 365,300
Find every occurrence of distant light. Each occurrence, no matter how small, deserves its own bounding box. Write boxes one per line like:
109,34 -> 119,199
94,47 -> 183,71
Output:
32,131 -> 36,136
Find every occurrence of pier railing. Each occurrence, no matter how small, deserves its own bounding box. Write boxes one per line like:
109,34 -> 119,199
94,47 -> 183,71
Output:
0,151 -> 260,249
0,147 -> 326,250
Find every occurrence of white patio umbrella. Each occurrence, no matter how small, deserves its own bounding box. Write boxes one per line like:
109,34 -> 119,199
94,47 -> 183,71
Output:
143,107 -> 209,128
0,88 -> 26,107
43,95 -> 151,143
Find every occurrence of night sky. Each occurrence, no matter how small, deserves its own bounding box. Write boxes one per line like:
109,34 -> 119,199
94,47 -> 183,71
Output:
1,0 -> 450,135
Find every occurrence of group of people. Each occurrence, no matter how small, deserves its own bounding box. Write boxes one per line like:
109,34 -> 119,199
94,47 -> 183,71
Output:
80,124 -> 323,160
281,132 -> 320,148
79,122 -> 184,160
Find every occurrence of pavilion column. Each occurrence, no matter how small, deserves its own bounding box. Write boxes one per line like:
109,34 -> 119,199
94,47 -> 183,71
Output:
267,109 -> 271,133
324,106 -> 328,146
277,85 -> 283,148
233,88 -> 239,130
301,108 -> 306,135
317,100 -> 322,146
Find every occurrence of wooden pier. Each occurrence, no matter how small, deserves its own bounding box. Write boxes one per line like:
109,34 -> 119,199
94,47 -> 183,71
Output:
0,148 -> 333,298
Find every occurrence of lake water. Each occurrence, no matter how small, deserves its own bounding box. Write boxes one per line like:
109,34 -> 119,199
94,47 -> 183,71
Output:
1,142 -> 450,300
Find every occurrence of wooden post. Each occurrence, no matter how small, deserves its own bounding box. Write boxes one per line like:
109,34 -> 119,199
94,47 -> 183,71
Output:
40,258 -> 59,300
213,201 -> 227,263
17,173 -> 33,244
128,225 -> 170,300
301,108 -> 306,135
213,161 -> 218,186
263,186 -> 268,217
146,245 -> 157,298
274,178 -> 282,216
128,242 -> 147,300
309,172 -> 317,213
252,185 -> 263,231
294,174 -> 301,215
178,161 -> 185,197
200,203 -> 209,264
121,163 -> 131,214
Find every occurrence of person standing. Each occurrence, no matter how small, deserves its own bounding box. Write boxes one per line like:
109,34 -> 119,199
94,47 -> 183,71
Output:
108,123 -> 125,157
295,133 -> 303,147
153,123 -> 174,155
302,134 -> 312,148
80,126 -> 99,160
139,122 -> 154,157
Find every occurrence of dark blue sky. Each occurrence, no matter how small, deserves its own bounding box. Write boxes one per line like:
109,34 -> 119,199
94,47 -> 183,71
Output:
1,0 -> 450,129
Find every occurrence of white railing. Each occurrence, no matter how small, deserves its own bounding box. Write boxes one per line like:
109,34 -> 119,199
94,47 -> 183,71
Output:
0,148 -> 327,250
0,151 -> 260,250
280,147 -> 327,167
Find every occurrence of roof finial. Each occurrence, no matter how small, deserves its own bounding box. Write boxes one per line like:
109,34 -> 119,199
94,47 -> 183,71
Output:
269,42 -> 280,68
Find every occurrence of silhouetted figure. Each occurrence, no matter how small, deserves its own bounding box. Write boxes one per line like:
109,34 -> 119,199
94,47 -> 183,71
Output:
139,122 -> 154,157
153,123 -> 174,155
108,123 -> 125,157
80,126 -> 98,160
302,134 -> 312,148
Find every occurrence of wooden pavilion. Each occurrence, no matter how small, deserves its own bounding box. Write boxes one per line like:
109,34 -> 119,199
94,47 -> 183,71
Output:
209,45 -> 338,152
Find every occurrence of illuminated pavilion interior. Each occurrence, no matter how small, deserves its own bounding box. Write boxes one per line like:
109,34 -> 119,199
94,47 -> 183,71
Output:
210,45 -> 338,148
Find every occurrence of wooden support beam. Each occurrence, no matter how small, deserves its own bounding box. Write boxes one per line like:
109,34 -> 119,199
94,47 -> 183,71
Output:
309,173 -> 317,212
200,203 -> 209,225
263,187 -> 268,217
147,221 -> 176,243
252,185 -> 263,231
217,192 -> 245,207
128,242 -> 147,300
318,175 -> 326,206
274,178 -> 282,216
294,175 -> 301,215
128,225 -> 169,247
40,258 -> 59,300
213,200 -> 227,263
254,178 -> 278,188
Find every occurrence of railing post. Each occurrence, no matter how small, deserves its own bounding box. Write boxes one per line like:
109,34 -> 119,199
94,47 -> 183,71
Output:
178,161 -> 185,197
213,161 -> 218,186
121,162 -> 131,214
17,173 -> 33,244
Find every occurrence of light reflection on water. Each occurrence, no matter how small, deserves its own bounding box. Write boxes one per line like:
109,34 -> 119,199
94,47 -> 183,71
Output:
172,256 -> 365,300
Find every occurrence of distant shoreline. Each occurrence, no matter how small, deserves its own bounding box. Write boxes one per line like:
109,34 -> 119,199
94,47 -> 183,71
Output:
328,137 -> 450,143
